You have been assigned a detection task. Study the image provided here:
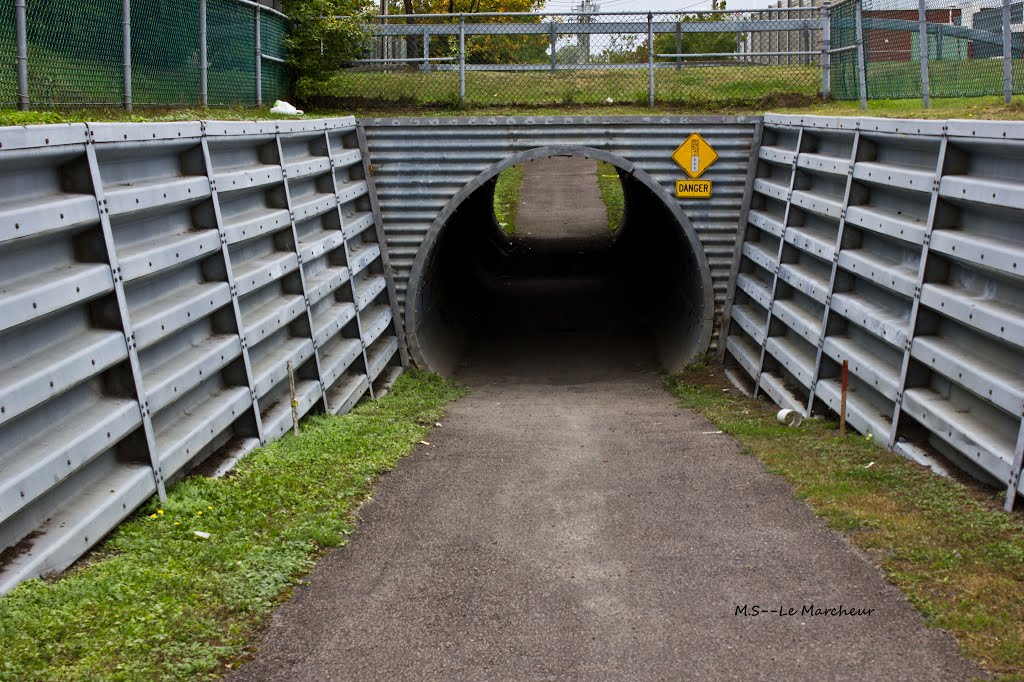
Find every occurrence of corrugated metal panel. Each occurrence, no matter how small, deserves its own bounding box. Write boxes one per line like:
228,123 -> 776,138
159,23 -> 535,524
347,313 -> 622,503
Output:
0,118 -> 405,594
361,115 -> 760,344
722,113 -> 1024,510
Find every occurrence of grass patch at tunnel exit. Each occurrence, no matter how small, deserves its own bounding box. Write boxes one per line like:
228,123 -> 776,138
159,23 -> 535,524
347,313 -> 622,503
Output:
667,363 -> 1024,681
493,163 -> 524,236
596,161 -> 624,234
0,371 -> 466,682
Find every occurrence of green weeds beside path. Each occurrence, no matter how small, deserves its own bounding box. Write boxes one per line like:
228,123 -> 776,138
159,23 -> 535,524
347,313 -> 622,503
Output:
668,364 -> 1024,681
0,371 -> 465,682
493,163 -> 524,236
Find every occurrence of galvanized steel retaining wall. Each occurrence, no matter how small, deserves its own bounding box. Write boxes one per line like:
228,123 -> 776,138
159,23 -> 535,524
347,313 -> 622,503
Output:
0,118 -> 405,593
361,115 -> 762,348
5,111 -> 1024,593
723,114 -> 1024,509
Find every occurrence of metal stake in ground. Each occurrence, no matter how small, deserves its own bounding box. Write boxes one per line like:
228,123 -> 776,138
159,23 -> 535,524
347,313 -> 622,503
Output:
288,361 -> 299,436
840,359 -> 849,437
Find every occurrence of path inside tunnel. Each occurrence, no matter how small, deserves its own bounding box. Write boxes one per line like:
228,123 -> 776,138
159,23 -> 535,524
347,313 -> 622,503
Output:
231,160 -> 979,682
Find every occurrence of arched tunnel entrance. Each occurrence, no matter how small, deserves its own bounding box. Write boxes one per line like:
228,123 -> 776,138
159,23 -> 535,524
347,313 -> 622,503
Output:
404,148 -> 715,377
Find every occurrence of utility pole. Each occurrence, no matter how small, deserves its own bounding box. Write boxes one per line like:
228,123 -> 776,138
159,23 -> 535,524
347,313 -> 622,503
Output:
380,0 -> 388,62
572,0 -> 599,64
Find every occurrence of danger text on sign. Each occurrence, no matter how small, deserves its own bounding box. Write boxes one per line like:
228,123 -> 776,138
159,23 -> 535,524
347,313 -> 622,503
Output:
675,179 -> 712,198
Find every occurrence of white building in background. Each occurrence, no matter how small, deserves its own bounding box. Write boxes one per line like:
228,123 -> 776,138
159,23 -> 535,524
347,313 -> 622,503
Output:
748,0 -> 825,65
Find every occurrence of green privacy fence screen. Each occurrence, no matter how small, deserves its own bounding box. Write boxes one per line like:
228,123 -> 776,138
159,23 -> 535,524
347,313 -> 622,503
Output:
2,0 -> 290,108
829,0 -> 1024,102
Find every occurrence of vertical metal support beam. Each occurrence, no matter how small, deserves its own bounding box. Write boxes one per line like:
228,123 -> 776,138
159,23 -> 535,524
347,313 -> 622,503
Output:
1003,0 -> 1013,104
355,124 -> 410,369
424,31 -> 431,72
200,0 -> 208,107
84,138 -> 167,503
889,134 -> 948,449
855,0 -> 867,110
935,25 -> 943,61
199,130 -> 265,445
275,128 -> 330,413
458,16 -> 466,105
675,22 -> 682,70
321,129 -> 375,403
549,21 -> 557,73
753,127 -> 804,401
255,7 -> 262,107
807,128 -> 860,416
15,0 -> 28,111
918,0 -> 930,108
720,119 -> 765,361
647,13 -> 655,109
122,0 -> 132,112
822,2 -> 831,100
1005,419 -> 1024,512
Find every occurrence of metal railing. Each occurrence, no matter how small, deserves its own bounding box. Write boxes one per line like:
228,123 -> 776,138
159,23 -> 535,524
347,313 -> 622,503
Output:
325,9 -> 830,108
4,0 -> 289,110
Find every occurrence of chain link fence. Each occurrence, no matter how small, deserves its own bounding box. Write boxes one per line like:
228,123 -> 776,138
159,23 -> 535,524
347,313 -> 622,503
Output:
303,10 -> 827,108
829,0 -> 1023,104
2,0 -> 290,109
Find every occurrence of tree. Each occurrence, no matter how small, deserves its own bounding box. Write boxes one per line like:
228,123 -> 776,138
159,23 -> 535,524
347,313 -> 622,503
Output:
556,42 -> 586,65
391,0 -> 548,65
282,0 -> 374,78
650,1 -> 744,61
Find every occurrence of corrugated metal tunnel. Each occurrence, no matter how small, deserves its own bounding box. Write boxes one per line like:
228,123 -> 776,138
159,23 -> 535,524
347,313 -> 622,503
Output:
404,151 -> 715,376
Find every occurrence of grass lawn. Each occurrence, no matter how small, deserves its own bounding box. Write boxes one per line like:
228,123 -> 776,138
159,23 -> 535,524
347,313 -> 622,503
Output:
6,93 -> 1024,128
0,371 -> 465,682
492,163 -> 524,236
668,362 -> 1024,681
596,161 -> 624,233
298,63 -> 822,109
0,107 -> 316,128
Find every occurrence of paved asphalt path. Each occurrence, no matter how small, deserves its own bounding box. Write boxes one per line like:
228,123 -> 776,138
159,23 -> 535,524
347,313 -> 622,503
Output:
230,159 -> 979,681
515,156 -> 607,240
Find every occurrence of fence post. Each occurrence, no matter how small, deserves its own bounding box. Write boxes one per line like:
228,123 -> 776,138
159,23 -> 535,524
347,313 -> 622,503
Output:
1003,0 -> 1013,103
15,0 -> 28,110
254,7 -> 262,106
855,0 -> 867,110
200,0 -> 208,107
549,20 -> 557,73
122,0 -> 132,111
647,13 -> 654,108
458,15 -> 465,105
423,32 -> 430,72
821,2 -> 831,100
918,0 -> 930,108
675,21 -> 682,70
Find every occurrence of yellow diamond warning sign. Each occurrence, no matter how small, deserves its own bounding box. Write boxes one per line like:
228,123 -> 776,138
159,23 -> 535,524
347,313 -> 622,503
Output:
675,179 -> 712,199
672,133 -> 718,180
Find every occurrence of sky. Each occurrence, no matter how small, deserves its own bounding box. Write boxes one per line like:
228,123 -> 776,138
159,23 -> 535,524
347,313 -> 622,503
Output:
539,0 -> 784,13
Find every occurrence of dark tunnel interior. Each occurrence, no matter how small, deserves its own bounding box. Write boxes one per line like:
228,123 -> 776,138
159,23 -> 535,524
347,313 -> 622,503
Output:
407,158 -> 711,376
